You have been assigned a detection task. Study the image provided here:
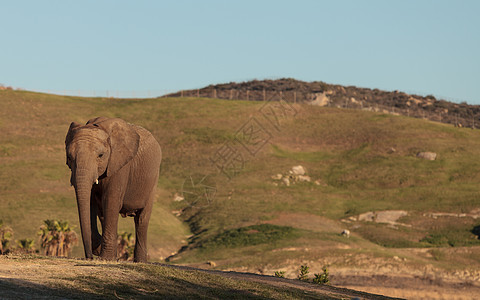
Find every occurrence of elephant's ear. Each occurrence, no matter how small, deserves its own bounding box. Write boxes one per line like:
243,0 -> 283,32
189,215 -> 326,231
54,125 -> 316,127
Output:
65,122 -> 82,146
65,122 -> 82,168
95,118 -> 140,177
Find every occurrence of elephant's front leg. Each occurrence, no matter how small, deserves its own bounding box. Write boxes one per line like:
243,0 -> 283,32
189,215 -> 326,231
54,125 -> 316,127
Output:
90,197 -> 103,256
99,197 -> 120,260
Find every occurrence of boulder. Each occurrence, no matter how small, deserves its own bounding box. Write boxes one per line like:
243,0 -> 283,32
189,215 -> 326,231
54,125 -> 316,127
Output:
173,193 -> 184,202
387,147 -> 396,154
309,92 -> 330,106
417,152 -> 437,160
291,165 -> 306,175
282,177 -> 290,186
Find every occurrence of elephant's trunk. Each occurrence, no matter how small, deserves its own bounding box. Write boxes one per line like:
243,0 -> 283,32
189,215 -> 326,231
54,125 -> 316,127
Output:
73,157 -> 98,259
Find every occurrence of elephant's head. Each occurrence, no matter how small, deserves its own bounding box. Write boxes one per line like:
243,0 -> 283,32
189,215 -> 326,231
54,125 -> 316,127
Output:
65,117 -> 139,258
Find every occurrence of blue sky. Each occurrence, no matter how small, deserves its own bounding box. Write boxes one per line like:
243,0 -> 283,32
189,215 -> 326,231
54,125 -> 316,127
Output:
1,0 -> 479,103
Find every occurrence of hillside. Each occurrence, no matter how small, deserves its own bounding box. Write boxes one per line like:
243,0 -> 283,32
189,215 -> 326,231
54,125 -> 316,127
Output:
166,78 -> 480,129
1,88 -> 480,298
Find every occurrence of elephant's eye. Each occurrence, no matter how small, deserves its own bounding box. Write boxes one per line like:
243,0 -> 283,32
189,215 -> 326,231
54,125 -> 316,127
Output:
98,153 -> 104,158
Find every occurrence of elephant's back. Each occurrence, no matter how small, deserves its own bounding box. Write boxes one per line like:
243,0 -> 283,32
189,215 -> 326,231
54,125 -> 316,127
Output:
133,124 -> 162,167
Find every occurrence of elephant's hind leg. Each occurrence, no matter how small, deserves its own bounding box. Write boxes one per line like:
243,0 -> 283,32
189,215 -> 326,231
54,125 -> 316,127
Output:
133,196 -> 153,263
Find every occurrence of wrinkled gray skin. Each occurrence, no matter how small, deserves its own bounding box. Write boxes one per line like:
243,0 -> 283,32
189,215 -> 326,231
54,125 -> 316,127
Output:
65,117 -> 161,262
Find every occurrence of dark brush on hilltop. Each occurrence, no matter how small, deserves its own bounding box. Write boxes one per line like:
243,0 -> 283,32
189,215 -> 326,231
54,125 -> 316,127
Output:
166,78 -> 480,128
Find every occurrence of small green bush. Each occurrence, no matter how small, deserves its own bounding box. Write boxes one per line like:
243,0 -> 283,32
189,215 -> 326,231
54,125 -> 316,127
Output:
297,265 -> 309,281
313,266 -> 329,284
274,271 -> 285,278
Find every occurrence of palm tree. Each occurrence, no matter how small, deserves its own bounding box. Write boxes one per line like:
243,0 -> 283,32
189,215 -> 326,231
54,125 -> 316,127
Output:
38,220 -> 78,257
17,238 -> 36,254
0,220 -> 14,254
117,231 -> 135,261
38,219 -> 57,256
59,221 -> 78,256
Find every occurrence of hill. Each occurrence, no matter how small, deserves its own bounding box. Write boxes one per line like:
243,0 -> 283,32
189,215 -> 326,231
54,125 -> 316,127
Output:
166,78 -> 480,129
1,88 -> 480,298
0,255 -> 395,299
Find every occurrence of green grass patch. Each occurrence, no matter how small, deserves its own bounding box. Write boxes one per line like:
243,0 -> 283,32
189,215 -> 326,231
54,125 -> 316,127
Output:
200,224 -> 299,249
420,223 -> 480,247
354,224 -> 427,248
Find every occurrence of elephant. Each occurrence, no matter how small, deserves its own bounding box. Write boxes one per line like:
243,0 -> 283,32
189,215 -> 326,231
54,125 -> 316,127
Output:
65,117 -> 162,262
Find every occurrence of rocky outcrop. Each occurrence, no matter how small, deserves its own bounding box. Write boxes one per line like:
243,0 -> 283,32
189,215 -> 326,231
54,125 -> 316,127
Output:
346,210 -> 409,226
166,78 -> 480,129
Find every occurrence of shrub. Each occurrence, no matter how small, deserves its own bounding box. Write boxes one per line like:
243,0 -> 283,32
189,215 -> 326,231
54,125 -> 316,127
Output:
0,220 -> 13,254
297,265 -> 310,281
313,266 -> 330,284
274,271 -> 285,278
